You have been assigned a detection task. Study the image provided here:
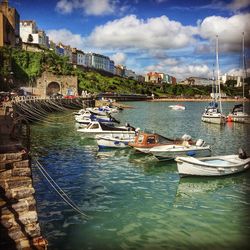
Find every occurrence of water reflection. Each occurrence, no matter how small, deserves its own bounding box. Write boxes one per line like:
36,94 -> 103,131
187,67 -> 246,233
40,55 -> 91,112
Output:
30,102 -> 250,250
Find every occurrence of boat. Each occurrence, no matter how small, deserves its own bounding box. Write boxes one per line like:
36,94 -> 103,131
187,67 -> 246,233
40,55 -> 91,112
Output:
175,149 -> 250,177
227,32 -> 250,123
149,139 -> 211,161
201,101 -> 226,124
77,121 -> 137,138
95,134 -> 135,149
86,106 -> 119,116
169,104 -> 186,110
74,109 -> 93,119
128,131 -> 191,153
76,114 -> 120,128
201,35 -> 226,124
227,104 -> 250,123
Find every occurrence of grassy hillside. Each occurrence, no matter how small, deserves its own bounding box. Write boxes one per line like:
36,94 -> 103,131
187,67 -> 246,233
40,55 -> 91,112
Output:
0,46 -> 249,98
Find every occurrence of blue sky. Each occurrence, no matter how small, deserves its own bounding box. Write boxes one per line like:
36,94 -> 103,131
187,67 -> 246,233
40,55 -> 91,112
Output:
10,0 -> 250,80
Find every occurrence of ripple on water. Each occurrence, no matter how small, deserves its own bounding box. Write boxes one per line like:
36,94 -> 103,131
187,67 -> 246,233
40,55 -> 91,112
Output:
30,103 -> 250,249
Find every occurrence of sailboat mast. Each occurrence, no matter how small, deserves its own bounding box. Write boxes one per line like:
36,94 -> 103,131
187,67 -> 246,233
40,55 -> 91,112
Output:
216,35 -> 223,113
242,32 -> 245,113
212,65 -> 216,102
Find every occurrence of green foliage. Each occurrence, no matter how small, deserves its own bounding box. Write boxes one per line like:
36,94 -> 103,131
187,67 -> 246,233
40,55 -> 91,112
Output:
225,79 -> 237,87
1,46 -> 248,97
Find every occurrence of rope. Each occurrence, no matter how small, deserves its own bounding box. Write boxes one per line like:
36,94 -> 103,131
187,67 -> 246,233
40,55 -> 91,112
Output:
34,158 -> 89,218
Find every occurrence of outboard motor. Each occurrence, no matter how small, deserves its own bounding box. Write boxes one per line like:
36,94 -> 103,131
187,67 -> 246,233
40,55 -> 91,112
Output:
196,139 -> 205,147
238,148 -> 247,159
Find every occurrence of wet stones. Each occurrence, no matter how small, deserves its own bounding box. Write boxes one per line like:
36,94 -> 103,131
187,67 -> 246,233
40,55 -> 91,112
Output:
0,151 -> 47,249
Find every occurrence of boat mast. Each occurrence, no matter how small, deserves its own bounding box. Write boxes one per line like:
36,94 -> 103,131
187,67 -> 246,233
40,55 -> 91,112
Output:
216,35 -> 223,113
212,64 -> 215,102
242,32 -> 246,113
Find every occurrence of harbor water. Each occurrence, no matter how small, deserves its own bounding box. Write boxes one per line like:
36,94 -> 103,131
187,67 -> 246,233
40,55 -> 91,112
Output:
30,101 -> 250,250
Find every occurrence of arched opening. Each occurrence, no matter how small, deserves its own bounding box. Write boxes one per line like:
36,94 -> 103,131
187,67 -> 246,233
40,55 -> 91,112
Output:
46,82 -> 60,96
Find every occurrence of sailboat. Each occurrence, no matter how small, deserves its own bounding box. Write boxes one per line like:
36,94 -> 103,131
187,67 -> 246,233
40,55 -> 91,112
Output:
227,32 -> 250,123
201,35 -> 226,124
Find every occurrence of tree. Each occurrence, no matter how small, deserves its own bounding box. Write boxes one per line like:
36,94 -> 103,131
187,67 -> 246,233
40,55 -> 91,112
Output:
225,79 -> 237,87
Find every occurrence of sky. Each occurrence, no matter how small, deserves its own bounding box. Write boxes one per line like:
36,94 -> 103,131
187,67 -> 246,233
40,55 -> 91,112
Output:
10,0 -> 250,80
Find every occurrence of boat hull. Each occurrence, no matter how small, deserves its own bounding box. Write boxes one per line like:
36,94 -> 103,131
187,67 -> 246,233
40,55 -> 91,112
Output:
150,146 -> 211,161
96,135 -> 134,149
201,114 -> 226,124
227,114 -> 250,123
176,155 -> 250,177
78,130 -> 135,138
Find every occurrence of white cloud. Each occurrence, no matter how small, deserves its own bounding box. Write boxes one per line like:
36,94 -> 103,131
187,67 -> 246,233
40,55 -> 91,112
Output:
80,0 -> 115,15
198,13 -> 250,51
145,57 -> 209,80
56,0 -> 123,16
110,52 -> 127,65
47,29 -> 85,49
227,67 -> 250,76
146,58 -> 178,72
226,0 -> 250,11
56,0 -> 74,14
88,15 -> 197,50
169,64 -> 210,80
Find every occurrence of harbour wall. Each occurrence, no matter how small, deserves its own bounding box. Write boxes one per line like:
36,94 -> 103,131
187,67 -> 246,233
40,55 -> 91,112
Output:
0,97 -> 93,249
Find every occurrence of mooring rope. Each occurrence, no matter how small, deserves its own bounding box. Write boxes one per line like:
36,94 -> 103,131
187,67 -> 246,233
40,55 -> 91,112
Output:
34,158 -> 89,218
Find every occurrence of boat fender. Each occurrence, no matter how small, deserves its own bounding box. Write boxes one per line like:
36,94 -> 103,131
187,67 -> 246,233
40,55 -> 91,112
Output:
239,148 -> 247,159
227,116 -> 232,122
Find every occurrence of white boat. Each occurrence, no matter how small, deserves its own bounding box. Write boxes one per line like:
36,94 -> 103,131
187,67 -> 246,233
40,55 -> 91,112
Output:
76,114 -> 120,128
227,104 -> 250,123
169,104 -> 186,110
95,134 -> 135,149
86,106 -> 119,116
149,139 -> 211,161
175,149 -> 250,177
77,121 -> 137,138
74,109 -> 93,120
227,33 -> 250,123
201,102 -> 226,124
201,35 -> 226,124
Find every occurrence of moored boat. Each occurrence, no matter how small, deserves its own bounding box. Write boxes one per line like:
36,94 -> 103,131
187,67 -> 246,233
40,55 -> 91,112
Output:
128,131 -> 189,153
201,35 -> 226,125
95,134 -> 135,149
77,121 -> 137,138
201,102 -> 226,124
227,104 -> 250,123
149,139 -> 211,161
175,149 -> 250,177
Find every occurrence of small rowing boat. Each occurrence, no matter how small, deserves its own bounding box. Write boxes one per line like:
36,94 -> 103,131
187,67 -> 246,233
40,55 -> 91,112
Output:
175,149 -> 250,177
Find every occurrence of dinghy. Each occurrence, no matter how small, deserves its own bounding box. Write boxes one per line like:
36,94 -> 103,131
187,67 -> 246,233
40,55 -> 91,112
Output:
175,149 -> 250,177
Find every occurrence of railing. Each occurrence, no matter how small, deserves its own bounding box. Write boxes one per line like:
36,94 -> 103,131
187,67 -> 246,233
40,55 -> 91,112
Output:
11,95 -> 94,103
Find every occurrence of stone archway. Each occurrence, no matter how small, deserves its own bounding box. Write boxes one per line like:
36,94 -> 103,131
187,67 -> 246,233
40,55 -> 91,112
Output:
46,82 -> 61,96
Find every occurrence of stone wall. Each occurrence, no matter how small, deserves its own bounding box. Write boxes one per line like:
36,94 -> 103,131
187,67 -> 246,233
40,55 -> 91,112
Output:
0,150 -> 47,250
34,71 -> 78,97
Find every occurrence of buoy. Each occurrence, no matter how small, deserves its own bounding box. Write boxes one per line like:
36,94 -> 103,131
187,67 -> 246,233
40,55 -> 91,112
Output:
227,116 -> 232,122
